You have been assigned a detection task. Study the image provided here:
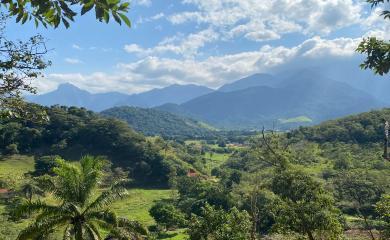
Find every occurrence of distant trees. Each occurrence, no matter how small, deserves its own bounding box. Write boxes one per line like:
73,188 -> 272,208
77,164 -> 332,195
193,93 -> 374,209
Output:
271,169 -> 343,240
149,202 -> 187,230
0,106 -> 172,184
334,171 -> 385,240
357,0 -> 390,75
188,204 -> 251,240
376,194 -> 390,238
15,156 -> 147,240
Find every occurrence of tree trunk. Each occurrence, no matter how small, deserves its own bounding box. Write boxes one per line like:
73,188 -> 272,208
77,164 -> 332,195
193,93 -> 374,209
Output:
307,231 -> 315,240
74,223 -> 83,240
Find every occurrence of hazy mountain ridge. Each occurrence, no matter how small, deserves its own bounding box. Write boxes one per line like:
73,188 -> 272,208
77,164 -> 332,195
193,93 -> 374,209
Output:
157,70 -> 385,129
27,83 -> 214,112
27,70 -> 387,130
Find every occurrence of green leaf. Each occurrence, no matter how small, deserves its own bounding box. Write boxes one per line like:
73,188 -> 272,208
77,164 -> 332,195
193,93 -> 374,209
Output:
112,12 -> 121,25
81,2 -> 94,15
21,12 -> 28,24
103,10 -> 109,23
118,13 -> 130,27
62,17 -> 70,28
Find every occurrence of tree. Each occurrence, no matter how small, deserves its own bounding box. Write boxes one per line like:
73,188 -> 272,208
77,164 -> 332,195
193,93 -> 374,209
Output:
3,0 -> 131,28
357,0 -> 390,75
149,202 -> 187,230
20,180 -> 44,202
31,155 -> 60,176
334,170 -> 385,240
188,204 -> 251,240
376,194 -> 390,239
271,169 -> 343,240
14,156 -> 148,240
0,0 -> 131,120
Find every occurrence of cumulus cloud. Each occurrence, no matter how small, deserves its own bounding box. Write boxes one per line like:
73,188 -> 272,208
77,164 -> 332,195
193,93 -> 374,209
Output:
168,0 -> 363,41
124,28 -> 219,58
41,36 -> 367,94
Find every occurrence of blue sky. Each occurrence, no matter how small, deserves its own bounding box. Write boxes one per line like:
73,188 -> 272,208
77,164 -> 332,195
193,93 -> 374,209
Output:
7,0 -> 390,94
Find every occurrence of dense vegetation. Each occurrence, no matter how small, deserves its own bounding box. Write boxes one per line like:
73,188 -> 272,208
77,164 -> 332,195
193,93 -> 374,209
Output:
0,105 -> 171,184
291,108 -> 390,144
101,106 -> 217,139
1,106 -> 390,239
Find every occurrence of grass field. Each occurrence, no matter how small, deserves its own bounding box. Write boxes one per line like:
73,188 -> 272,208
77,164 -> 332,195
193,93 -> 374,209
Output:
0,155 -> 188,239
0,155 -> 34,185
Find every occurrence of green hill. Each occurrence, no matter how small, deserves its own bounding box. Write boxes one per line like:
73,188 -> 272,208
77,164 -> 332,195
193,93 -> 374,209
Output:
101,106 -> 218,139
291,108 -> 390,144
0,105 -> 181,184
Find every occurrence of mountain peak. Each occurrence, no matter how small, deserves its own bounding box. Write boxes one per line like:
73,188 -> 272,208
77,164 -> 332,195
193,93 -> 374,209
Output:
57,83 -> 82,91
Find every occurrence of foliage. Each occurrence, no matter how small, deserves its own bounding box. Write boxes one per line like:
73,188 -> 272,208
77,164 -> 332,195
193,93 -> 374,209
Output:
14,156 -> 148,240
270,168 -> 343,240
176,176 -> 233,215
376,194 -> 390,238
149,202 -> 187,230
291,108 -> 390,144
357,0 -> 390,75
31,155 -> 59,176
334,170 -> 386,239
0,14 -> 49,120
0,105 -> 171,184
2,0 -> 131,28
101,106 -> 217,140
187,204 -> 251,240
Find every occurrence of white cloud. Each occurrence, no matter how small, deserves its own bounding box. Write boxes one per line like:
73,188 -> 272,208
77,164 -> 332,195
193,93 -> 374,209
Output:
168,0 -> 363,41
40,36 -> 366,94
64,58 -> 83,64
72,44 -> 82,50
124,28 -> 219,58
133,0 -> 152,7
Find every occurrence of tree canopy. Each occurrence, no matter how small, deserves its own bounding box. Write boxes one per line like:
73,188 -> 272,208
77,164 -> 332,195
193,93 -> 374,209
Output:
357,0 -> 390,75
2,0 -> 131,28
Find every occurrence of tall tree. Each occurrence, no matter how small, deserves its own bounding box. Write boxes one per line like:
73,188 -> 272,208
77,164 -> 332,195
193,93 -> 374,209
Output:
357,0 -> 390,75
15,156 -> 148,240
271,168 -> 343,240
0,0 -> 131,119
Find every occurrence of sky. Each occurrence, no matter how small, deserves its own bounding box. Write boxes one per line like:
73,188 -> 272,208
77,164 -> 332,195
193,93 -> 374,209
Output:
6,0 -> 390,94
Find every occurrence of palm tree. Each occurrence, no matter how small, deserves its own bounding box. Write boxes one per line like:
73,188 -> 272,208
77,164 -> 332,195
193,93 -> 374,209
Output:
15,156 -> 148,240
20,180 -> 44,202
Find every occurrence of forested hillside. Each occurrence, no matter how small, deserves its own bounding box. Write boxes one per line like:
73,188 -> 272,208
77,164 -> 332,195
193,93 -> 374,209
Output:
292,108 -> 390,144
0,105 -> 179,184
101,106 -> 217,139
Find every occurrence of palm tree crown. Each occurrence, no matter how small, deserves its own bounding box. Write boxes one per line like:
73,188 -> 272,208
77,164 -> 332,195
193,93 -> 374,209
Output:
15,156 -> 147,240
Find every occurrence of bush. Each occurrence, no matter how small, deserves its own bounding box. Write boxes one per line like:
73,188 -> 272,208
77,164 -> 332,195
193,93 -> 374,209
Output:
149,202 -> 187,230
5,144 -> 19,155
32,155 -> 60,176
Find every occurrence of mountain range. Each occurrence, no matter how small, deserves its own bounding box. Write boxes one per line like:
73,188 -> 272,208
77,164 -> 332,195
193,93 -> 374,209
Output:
157,70 -> 385,129
27,83 -> 213,112
27,69 -> 387,130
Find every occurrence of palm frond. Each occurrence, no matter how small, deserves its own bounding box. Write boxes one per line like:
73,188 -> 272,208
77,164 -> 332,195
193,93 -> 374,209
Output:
17,215 -> 70,240
63,224 -> 72,240
87,210 -> 118,226
79,155 -> 107,206
117,218 -> 149,236
85,223 -> 102,240
84,183 -> 126,214
14,199 -> 63,218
